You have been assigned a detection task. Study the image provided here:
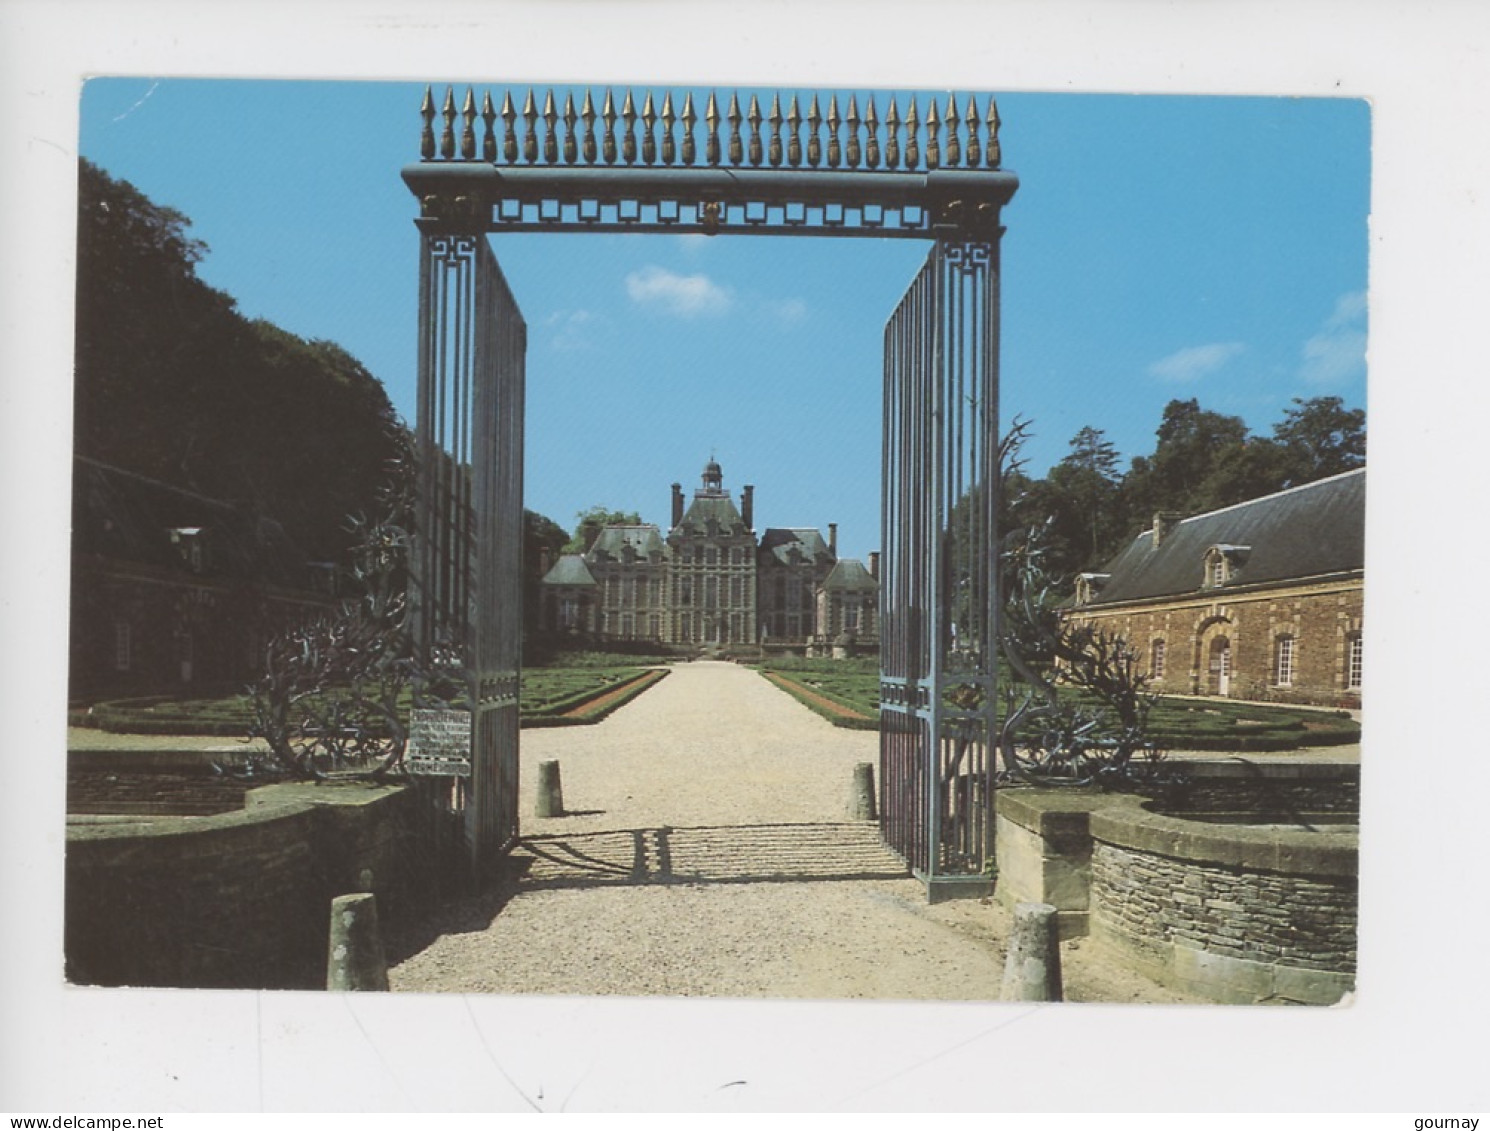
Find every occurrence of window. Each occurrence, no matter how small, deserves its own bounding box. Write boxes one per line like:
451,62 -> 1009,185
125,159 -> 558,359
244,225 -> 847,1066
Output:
113,621 -> 131,672
1347,633 -> 1363,690
845,604 -> 859,631
1275,634 -> 1296,686
1150,639 -> 1166,680
1208,556 -> 1226,587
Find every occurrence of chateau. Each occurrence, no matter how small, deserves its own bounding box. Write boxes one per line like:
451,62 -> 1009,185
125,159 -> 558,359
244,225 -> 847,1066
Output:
1065,468 -> 1365,707
539,459 -> 879,652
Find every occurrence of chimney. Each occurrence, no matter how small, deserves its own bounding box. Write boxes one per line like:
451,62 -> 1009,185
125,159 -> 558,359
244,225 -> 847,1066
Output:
539,547 -> 553,576
868,551 -> 880,580
672,482 -> 684,528
828,523 -> 838,556
742,484 -> 754,530
1152,512 -> 1182,547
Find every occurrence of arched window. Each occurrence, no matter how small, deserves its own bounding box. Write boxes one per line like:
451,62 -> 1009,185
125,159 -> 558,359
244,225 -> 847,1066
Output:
1274,634 -> 1296,687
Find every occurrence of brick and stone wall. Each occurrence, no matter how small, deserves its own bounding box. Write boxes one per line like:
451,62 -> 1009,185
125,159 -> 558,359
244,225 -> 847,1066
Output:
65,781 -> 434,990
1067,577 -> 1363,708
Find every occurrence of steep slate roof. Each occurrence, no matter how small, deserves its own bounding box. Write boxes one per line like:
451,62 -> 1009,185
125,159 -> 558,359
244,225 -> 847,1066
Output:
589,524 -> 665,559
823,559 -> 877,591
540,553 -> 597,587
674,492 -> 745,534
759,527 -> 833,566
1086,468 -> 1365,606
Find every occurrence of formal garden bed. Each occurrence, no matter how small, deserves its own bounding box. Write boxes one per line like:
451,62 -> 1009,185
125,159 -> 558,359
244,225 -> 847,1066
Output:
75,657 -> 672,738
756,658 -> 1358,750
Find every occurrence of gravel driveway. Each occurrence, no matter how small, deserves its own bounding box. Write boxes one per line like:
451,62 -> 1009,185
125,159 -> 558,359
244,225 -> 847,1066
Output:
387,661 -> 1202,1004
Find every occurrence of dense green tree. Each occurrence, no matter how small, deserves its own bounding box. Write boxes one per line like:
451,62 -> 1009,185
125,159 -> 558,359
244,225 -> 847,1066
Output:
1044,426 -> 1127,573
74,159 -> 400,564
565,506 -> 644,553
1271,395 -> 1366,485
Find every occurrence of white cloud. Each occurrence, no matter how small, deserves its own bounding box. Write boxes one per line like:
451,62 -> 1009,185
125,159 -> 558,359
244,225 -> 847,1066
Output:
1148,341 -> 1246,383
545,308 -> 595,352
764,297 -> 808,326
625,265 -> 732,316
1299,290 -> 1368,385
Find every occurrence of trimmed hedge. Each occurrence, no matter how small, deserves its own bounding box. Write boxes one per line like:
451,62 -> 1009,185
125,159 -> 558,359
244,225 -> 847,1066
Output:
522,668 -> 669,728
83,666 -> 673,738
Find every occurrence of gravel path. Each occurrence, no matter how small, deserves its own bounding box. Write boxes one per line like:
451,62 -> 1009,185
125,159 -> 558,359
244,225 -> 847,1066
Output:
387,662 -> 1204,1004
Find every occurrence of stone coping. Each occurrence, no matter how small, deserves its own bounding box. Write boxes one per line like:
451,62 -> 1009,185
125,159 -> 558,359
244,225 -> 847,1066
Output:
1175,758 -> 1359,783
65,780 -> 404,843
995,782 -> 1357,878
1088,797 -> 1356,878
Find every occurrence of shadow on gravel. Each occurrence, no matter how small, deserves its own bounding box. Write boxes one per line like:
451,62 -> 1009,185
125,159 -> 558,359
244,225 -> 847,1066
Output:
384,822 -> 910,966
517,821 -> 910,890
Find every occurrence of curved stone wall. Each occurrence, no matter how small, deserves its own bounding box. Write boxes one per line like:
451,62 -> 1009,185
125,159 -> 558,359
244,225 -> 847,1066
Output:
1088,800 -> 1356,1005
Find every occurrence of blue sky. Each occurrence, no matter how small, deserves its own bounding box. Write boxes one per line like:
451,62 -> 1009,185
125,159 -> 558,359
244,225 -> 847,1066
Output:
77,80 -> 1369,562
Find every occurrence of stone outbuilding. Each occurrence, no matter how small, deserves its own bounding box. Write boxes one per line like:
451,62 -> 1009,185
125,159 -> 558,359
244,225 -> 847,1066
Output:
1065,468 -> 1364,707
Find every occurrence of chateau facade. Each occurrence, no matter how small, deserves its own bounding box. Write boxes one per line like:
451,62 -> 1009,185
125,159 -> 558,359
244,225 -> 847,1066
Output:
1065,468 -> 1364,708
540,459 -> 879,652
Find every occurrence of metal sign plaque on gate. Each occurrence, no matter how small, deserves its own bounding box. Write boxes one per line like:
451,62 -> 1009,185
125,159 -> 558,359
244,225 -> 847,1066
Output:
405,707 -> 473,777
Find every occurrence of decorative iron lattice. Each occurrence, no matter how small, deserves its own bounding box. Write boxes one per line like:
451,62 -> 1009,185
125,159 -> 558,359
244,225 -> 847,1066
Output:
880,239 -> 1001,889
404,84 -> 1015,238
411,232 -> 526,877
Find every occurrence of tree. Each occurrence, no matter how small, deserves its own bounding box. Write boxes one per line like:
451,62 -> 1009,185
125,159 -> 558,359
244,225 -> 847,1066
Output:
1271,396 -> 1366,486
75,159 -> 401,565
1043,426 -> 1127,574
564,506 -> 643,553
523,509 -> 569,644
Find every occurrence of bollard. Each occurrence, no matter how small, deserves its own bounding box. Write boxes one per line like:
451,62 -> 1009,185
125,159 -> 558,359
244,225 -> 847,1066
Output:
536,759 -> 564,818
327,892 -> 388,991
1000,901 -> 1063,1002
850,762 -> 877,820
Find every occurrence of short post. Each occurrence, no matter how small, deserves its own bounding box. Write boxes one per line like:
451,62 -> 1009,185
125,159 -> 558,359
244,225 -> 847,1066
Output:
1000,901 -> 1063,1002
327,892 -> 388,992
536,759 -> 564,818
850,762 -> 877,820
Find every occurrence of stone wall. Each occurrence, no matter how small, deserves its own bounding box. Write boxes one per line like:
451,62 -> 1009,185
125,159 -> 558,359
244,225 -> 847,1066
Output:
65,781 -> 435,990
994,768 -> 1358,1005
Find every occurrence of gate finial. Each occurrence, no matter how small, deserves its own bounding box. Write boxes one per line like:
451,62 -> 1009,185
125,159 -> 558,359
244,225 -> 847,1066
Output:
440,87 -> 457,160
522,88 -> 538,164
420,86 -> 436,161
681,92 -> 697,166
747,94 -> 763,167
542,90 -> 559,165
602,89 -> 618,165
661,92 -> 676,166
641,91 -> 657,166
786,95 -> 802,168
622,89 -> 638,165
807,94 -> 822,168
563,92 -> 578,165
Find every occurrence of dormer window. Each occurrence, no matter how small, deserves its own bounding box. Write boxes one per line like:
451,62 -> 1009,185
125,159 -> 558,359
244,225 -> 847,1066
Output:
1074,572 -> 1110,607
168,527 -> 209,573
1202,544 -> 1250,589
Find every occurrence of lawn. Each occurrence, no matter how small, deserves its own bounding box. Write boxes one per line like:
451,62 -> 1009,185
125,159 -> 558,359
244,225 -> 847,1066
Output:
756,657 -> 1359,750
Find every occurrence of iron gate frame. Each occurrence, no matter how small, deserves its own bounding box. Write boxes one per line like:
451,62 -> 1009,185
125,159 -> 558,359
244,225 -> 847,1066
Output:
402,83 -> 1017,890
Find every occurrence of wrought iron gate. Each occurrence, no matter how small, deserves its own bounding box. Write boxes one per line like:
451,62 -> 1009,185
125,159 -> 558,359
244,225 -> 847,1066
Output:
409,232 -> 526,880
881,239 -> 1001,896
402,83 -> 1015,892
